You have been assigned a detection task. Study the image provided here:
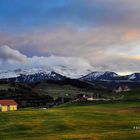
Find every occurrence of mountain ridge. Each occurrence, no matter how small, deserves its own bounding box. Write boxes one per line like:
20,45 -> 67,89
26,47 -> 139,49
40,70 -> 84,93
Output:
1,68 -> 140,83
80,71 -> 140,82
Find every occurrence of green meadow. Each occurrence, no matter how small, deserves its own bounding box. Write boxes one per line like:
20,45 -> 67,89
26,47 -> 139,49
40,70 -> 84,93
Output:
0,101 -> 140,140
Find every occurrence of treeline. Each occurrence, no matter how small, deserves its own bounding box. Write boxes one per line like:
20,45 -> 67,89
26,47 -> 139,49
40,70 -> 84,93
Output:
0,82 -> 54,107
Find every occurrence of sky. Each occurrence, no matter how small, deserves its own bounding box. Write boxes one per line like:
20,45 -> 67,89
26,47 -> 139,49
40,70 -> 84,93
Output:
0,0 -> 140,74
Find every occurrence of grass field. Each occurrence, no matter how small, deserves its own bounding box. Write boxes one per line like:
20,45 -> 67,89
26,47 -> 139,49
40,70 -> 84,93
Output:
0,101 -> 140,140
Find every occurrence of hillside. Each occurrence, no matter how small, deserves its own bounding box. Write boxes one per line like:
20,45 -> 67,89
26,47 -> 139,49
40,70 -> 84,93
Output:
121,88 -> 140,100
1,80 -> 140,103
0,80 -> 107,108
0,82 -> 54,107
33,80 -> 103,99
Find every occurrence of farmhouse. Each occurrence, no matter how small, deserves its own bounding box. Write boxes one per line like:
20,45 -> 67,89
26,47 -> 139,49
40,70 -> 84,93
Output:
0,100 -> 18,112
113,85 -> 131,93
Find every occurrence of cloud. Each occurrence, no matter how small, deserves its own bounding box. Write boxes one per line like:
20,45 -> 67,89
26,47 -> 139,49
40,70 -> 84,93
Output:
25,56 -> 93,72
0,46 -> 140,75
0,45 -> 27,62
0,46 -> 93,73
89,53 -> 140,73
1,26 -> 139,57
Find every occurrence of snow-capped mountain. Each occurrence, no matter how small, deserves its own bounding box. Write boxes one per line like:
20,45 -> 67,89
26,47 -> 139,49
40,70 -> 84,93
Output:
0,68 -> 51,79
53,67 -> 92,79
80,71 -> 140,82
14,71 -> 65,83
0,67 -> 91,83
1,68 -> 140,83
80,71 -> 119,81
0,70 -> 20,79
127,73 -> 140,81
0,68 -> 65,83
0,67 -> 91,80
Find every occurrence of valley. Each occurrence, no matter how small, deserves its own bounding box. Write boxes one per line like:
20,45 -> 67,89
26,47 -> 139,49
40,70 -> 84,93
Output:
0,70 -> 140,140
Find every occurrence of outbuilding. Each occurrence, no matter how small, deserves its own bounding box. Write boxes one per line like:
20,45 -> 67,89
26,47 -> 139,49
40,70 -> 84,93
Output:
0,100 -> 18,112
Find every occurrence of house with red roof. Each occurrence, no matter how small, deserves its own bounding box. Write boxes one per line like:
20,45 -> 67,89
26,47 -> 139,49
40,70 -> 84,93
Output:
0,100 -> 18,112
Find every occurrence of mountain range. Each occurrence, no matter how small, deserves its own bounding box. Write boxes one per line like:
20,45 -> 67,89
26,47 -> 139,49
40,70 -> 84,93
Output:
0,68 -> 140,83
80,71 -> 140,82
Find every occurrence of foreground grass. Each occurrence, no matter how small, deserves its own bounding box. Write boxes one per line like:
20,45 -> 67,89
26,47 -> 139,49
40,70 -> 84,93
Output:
0,101 -> 140,140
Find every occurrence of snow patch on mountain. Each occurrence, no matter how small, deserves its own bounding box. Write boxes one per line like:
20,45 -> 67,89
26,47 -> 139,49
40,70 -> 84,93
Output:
128,74 -> 136,80
0,67 -> 92,80
0,71 -> 20,79
80,71 -> 119,81
0,68 -> 52,79
52,67 -> 92,78
81,72 -> 105,80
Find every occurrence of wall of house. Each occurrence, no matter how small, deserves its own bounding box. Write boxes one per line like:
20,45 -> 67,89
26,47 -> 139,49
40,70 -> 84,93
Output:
0,106 -> 8,112
9,105 -> 17,111
0,105 -> 17,112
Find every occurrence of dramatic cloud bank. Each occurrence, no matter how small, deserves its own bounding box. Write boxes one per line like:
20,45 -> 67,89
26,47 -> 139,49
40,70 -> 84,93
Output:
0,45 -> 27,62
0,46 -> 140,75
0,46 -> 93,73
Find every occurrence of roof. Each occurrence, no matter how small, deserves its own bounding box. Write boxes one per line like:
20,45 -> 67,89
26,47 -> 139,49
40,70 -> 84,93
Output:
0,100 -> 17,106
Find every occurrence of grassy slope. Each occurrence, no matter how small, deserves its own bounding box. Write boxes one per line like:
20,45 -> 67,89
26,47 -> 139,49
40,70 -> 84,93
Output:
1,82 -> 140,100
33,83 -> 94,99
122,89 -> 140,100
102,88 -> 140,100
0,82 -> 94,98
0,101 -> 140,140
32,83 -> 140,100
0,84 -> 15,90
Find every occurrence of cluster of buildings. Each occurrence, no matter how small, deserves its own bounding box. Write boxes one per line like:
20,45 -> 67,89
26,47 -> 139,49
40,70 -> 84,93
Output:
76,94 -> 110,101
113,85 -> 131,93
